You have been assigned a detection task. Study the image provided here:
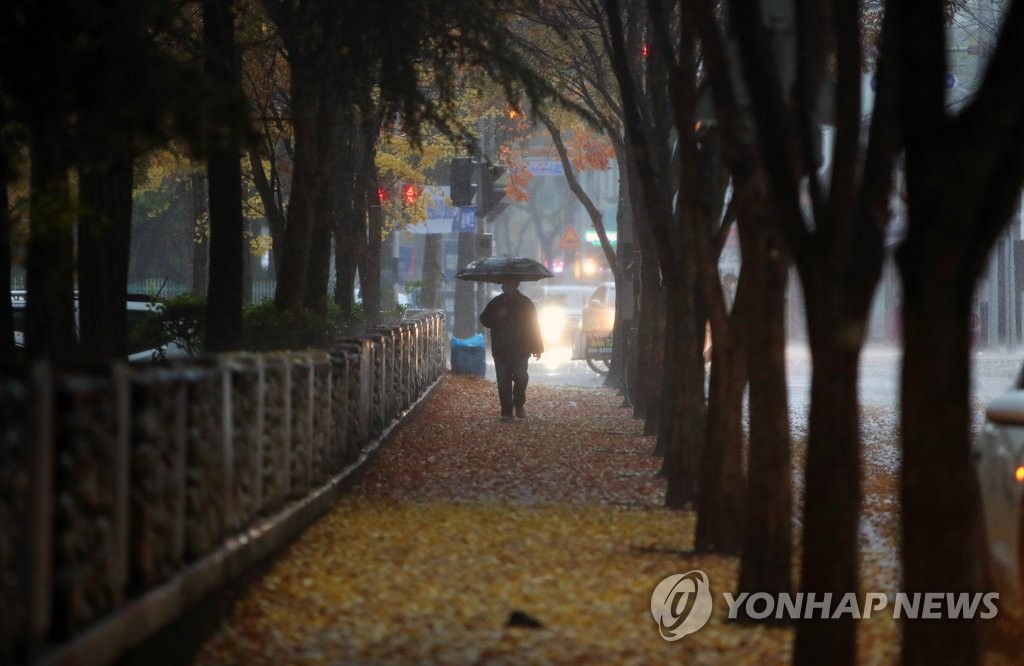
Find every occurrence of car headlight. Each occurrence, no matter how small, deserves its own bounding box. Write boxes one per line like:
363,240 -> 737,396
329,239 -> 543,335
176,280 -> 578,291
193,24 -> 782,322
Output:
539,306 -> 567,341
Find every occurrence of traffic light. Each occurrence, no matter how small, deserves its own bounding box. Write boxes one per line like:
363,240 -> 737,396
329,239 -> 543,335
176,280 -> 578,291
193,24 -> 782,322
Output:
402,183 -> 418,206
478,163 -> 507,219
450,157 -> 477,207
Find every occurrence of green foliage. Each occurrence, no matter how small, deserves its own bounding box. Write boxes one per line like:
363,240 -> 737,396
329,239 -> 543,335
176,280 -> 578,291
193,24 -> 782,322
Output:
131,292 -> 420,354
347,300 -> 368,329
131,293 -> 207,357
240,300 -> 353,351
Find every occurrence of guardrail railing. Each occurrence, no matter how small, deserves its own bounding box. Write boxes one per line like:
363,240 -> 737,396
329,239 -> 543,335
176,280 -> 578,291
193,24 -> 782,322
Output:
0,311 -> 446,666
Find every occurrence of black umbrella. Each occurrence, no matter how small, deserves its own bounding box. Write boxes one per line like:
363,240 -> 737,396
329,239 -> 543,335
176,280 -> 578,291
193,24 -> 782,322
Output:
455,256 -> 554,284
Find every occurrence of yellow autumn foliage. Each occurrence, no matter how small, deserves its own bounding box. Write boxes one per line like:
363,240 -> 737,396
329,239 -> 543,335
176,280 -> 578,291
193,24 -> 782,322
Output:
193,375 -> 1019,665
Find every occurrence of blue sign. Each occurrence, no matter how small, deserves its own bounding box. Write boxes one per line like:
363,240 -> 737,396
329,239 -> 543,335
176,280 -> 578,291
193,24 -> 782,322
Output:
526,158 -> 565,176
452,206 -> 477,232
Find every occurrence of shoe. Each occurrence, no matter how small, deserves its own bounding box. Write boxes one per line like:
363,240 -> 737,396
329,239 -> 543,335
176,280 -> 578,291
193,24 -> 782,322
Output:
515,407 -> 526,419
501,413 -> 514,422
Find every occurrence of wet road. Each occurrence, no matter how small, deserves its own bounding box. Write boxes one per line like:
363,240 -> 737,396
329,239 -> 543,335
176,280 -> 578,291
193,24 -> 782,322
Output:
484,342 -> 609,388
785,343 -> 1021,412
506,341 -> 1023,413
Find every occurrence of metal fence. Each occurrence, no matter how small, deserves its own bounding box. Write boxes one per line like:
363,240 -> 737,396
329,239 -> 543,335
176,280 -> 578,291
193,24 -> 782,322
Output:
0,311 -> 447,666
125,279 -> 278,304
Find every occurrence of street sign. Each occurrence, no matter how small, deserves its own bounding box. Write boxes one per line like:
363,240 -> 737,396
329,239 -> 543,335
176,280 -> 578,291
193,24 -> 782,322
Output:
525,158 -> 564,176
585,229 -> 617,247
559,226 -> 581,250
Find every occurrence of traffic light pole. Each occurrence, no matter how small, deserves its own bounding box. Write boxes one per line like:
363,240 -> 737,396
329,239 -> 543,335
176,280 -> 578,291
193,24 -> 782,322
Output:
475,160 -> 488,327
453,229 -> 477,338
449,116 -> 508,339
451,156 -> 480,339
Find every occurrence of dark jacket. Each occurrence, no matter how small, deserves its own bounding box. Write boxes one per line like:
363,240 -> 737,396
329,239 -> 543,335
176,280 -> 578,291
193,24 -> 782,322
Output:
479,291 -> 544,360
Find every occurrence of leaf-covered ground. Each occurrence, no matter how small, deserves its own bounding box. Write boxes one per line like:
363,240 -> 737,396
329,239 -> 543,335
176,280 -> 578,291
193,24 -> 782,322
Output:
193,374 -> 1020,665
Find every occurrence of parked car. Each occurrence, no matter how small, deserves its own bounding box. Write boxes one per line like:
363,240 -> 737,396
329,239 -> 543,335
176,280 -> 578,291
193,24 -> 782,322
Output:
10,291 -> 187,362
976,382 -> 1024,598
526,283 -> 595,346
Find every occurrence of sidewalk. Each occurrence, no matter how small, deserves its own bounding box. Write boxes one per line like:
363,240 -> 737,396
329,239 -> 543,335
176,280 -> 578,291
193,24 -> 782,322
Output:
184,365 -> 1024,664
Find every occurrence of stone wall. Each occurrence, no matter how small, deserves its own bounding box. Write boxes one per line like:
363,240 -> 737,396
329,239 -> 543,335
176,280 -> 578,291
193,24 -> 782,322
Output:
0,311 -> 446,666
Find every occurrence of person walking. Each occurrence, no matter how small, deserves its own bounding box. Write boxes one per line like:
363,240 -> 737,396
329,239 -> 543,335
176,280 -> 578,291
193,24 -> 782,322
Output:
479,279 -> 543,421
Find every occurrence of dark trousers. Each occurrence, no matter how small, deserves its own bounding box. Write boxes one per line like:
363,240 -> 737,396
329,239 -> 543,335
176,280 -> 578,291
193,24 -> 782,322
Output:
493,356 -> 529,415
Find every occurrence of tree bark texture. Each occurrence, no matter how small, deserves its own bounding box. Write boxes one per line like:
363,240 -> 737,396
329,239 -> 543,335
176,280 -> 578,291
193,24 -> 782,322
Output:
420,233 -> 443,310
304,107 -> 349,315
203,0 -> 244,352
894,0 -> 1024,661
273,61 -> 324,313
792,293 -> 862,665
694,327 -> 745,553
25,113 -> 75,361
638,255 -> 665,433
660,279 -> 705,510
737,207 -> 792,602
360,165 -> 384,328
77,120 -> 135,360
0,136 -> 14,359
898,252 -> 981,665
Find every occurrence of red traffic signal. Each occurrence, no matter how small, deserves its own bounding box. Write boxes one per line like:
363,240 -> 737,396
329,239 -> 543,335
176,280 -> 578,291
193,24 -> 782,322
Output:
377,186 -> 388,204
402,183 -> 418,206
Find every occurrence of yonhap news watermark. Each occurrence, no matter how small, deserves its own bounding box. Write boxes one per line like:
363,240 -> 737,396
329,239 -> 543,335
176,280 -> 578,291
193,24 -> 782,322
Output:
651,570 -> 999,641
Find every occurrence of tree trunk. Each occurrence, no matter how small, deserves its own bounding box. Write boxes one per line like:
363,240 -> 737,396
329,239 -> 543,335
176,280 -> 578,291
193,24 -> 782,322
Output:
77,122 -> 134,360
274,63 -> 322,313
333,228 -> 358,317
608,154 -> 638,393
0,137 -> 14,359
898,253 -> 980,665
737,211 -> 792,604
420,233 -> 443,309
793,291 -> 862,665
203,0 -> 244,352
25,113 -> 75,361
361,166 -> 384,328
334,186 -> 366,320
638,256 -> 665,431
304,203 -> 332,315
247,145 -> 285,272
694,327 -> 746,553
661,272 -> 705,509
303,110 -> 345,316
607,279 -> 626,391
190,171 -> 209,295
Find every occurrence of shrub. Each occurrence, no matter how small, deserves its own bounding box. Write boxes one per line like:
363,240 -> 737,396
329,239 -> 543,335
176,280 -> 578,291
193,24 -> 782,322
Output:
130,293 -> 206,357
241,300 -> 350,351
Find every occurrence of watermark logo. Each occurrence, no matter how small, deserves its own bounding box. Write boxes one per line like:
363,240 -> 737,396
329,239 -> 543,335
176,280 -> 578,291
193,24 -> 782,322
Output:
651,571 -> 1000,641
650,570 -> 714,641
722,591 -> 999,620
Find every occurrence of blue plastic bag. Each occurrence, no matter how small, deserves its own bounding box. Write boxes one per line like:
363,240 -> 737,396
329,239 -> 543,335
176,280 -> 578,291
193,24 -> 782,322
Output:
450,333 -> 486,376
451,333 -> 485,347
